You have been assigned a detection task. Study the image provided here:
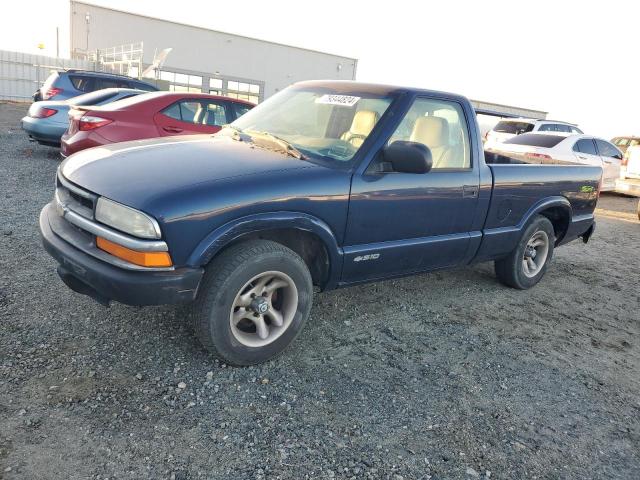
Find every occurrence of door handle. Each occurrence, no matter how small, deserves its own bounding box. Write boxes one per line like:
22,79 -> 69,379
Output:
463,185 -> 479,198
163,126 -> 183,133
577,155 -> 588,160
603,159 -> 613,164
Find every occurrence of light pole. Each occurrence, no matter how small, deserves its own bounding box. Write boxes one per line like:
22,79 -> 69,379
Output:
85,13 -> 90,52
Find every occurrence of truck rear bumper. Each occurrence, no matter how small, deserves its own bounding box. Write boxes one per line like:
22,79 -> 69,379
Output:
581,222 -> 595,243
39,204 -> 203,306
559,213 -> 595,246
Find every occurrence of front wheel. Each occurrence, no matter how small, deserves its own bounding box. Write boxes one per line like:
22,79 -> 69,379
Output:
494,215 -> 555,289
191,240 -> 313,366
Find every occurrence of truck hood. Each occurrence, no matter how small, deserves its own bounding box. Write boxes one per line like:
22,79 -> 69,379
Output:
61,135 -> 319,206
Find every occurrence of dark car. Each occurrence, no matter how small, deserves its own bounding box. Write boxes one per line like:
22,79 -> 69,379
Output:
32,70 -> 158,102
21,88 -> 146,147
39,80 -> 601,365
60,92 -> 254,157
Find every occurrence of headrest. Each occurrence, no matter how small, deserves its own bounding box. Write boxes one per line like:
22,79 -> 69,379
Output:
410,116 -> 449,148
349,110 -> 378,136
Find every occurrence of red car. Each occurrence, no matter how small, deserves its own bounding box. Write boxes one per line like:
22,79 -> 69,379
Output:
61,92 -> 254,157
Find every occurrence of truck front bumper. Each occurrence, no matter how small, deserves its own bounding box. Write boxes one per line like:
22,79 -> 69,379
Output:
39,203 -> 204,306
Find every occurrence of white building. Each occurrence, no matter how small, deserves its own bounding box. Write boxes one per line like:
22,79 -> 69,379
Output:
2,1 -> 547,120
69,1 -> 358,103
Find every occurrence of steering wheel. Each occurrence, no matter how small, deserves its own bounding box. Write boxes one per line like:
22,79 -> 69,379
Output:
344,133 -> 368,145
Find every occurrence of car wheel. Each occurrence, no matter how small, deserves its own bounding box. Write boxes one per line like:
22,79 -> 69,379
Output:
191,240 -> 313,366
494,215 -> 555,289
637,199 -> 640,221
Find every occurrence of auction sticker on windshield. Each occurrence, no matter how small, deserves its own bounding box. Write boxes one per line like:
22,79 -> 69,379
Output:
315,94 -> 360,107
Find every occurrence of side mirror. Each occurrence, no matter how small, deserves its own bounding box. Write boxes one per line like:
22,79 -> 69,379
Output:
382,141 -> 432,174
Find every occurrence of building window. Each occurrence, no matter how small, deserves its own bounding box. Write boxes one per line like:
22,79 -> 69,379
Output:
225,80 -> 260,104
158,70 -> 261,103
170,85 -> 201,93
159,70 -> 203,91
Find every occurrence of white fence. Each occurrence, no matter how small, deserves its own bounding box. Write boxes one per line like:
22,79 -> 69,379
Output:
0,50 -> 96,102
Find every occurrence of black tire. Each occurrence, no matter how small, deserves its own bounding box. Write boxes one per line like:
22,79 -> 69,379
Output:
637,199 -> 640,221
494,215 -> 555,290
191,240 -> 313,366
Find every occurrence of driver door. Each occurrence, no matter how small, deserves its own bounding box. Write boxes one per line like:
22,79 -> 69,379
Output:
342,96 -> 481,284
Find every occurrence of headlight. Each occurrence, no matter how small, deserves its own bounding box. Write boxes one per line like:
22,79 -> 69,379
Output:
95,197 -> 161,239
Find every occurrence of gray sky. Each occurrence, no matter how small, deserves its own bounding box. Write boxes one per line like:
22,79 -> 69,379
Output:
2,0 -> 638,138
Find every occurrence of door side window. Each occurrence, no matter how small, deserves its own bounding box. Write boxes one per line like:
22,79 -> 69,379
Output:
389,97 -> 471,169
161,101 -> 202,124
595,139 -> 622,159
233,103 -> 253,119
573,139 -> 597,155
540,124 -> 572,133
202,102 -> 229,126
97,79 -> 129,89
69,76 -> 95,92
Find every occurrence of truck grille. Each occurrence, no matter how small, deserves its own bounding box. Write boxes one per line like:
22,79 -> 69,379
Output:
56,172 -> 97,220
50,171 -> 172,272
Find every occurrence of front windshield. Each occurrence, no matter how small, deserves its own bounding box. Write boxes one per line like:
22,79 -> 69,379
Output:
224,86 -> 394,164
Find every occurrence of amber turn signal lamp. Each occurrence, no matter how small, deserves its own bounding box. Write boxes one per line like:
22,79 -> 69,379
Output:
96,237 -> 172,268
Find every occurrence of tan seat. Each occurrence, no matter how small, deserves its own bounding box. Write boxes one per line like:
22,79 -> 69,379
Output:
410,116 -> 456,168
341,110 -> 378,148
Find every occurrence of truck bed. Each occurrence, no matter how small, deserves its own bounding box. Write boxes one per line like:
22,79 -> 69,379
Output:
473,161 -> 601,263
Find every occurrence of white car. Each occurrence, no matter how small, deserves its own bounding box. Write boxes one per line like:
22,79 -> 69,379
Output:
484,118 -> 583,149
616,145 -> 640,220
622,145 -> 640,180
486,133 -> 623,191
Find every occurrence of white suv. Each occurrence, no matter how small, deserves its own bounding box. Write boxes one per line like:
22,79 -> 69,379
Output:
484,119 -> 583,148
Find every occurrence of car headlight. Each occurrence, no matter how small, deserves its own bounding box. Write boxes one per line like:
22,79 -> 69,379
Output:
95,197 -> 161,239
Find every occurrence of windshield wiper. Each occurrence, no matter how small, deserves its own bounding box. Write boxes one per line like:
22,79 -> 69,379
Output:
224,124 -> 243,134
248,131 -> 307,160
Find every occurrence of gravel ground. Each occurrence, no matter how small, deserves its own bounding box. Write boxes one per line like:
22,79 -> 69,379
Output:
1,101 -> 639,480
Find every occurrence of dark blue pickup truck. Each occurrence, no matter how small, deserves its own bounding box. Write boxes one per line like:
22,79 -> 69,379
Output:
40,81 -> 600,365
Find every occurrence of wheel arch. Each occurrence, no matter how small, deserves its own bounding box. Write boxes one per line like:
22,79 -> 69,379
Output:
187,212 -> 342,290
521,196 -> 572,245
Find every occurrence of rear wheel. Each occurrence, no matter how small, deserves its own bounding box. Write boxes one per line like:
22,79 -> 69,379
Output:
191,240 -> 313,366
495,215 -> 555,289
